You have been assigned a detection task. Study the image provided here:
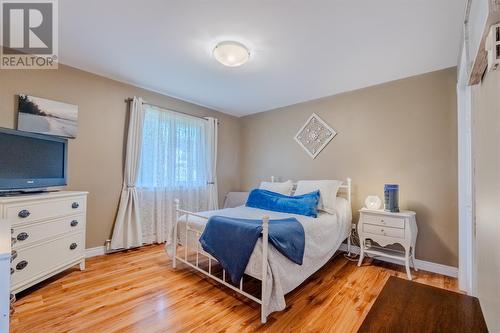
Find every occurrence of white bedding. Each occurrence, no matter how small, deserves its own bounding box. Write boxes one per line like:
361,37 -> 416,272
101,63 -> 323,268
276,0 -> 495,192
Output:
166,197 -> 352,316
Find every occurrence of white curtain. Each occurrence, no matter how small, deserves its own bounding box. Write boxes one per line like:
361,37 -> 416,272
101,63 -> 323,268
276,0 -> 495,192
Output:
205,117 -> 219,210
110,97 -> 145,250
137,106 -> 210,244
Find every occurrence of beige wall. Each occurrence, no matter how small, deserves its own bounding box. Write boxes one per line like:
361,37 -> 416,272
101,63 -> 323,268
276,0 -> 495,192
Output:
472,69 -> 500,331
240,68 -> 458,266
0,65 -> 458,267
0,65 -> 241,248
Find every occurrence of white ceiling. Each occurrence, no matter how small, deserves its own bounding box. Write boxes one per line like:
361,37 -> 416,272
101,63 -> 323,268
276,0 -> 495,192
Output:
60,0 -> 466,117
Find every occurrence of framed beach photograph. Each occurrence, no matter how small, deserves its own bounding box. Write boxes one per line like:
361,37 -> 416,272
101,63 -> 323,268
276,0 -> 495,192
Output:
17,95 -> 78,138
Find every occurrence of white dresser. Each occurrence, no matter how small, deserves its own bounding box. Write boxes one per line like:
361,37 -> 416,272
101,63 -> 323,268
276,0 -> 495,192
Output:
357,208 -> 418,280
0,191 -> 88,295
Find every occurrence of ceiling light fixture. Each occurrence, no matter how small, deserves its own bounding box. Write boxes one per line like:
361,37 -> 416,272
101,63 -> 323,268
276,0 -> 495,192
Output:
213,41 -> 250,67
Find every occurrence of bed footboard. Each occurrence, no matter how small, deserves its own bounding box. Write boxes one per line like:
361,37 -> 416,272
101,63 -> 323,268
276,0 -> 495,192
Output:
172,199 -> 270,323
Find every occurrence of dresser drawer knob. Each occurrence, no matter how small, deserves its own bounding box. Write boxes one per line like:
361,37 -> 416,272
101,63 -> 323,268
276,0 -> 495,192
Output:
10,294 -> 15,304
71,202 -> 80,209
18,210 -> 30,218
16,260 -> 28,270
70,220 -> 79,227
69,243 -> 78,250
10,250 -> 17,262
10,294 -> 15,315
16,232 -> 29,241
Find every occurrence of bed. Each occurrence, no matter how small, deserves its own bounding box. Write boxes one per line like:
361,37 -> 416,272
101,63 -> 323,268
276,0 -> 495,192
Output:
166,178 -> 352,323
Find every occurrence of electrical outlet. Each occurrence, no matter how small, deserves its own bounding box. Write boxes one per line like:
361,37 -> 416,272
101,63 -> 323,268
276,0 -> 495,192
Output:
105,239 -> 111,252
365,239 -> 372,248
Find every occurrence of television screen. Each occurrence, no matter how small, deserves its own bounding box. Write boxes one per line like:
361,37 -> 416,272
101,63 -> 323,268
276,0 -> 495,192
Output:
0,128 -> 67,191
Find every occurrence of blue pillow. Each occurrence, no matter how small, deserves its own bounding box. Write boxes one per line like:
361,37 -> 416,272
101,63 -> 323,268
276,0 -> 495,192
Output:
245,189 -> 320,217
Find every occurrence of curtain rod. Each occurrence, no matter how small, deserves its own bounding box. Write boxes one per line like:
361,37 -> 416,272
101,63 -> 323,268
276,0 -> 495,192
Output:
124,98 -> 218,123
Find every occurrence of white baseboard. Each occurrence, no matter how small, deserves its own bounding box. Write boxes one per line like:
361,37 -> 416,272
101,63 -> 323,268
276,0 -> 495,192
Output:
340,244 -> 458,278
85,246 -> 106,258
85,244 -> 458,278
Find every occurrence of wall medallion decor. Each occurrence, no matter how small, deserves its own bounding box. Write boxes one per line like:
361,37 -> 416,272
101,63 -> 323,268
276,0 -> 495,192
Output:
294,113 -> 336,159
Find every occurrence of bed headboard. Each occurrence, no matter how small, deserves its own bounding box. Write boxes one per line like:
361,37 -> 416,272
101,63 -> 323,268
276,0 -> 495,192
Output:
270,177 -> 352,207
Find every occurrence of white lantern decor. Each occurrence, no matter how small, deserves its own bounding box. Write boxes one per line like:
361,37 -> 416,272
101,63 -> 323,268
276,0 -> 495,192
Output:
364,195 -> 382,210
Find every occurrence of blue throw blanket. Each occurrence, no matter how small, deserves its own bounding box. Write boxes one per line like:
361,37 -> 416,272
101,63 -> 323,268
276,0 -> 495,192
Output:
199,215 -> 305,284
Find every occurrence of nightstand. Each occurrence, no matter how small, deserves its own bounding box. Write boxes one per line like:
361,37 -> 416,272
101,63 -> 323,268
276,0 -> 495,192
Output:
357,209 -> 418,280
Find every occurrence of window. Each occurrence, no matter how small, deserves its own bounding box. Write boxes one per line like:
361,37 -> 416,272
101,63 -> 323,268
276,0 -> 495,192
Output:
137,106 -> 207,189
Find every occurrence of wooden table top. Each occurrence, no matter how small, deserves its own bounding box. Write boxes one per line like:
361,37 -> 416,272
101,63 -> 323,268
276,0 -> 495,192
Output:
358,276 -> 488,333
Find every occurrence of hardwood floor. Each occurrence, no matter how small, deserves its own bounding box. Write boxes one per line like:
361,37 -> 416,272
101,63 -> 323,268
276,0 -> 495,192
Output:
10,245 -> 457,333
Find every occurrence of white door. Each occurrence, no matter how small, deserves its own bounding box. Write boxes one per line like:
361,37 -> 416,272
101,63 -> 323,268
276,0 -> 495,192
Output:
472,68 -> 500,332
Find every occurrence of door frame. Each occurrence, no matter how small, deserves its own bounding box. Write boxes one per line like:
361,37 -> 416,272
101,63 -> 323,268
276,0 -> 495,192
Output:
457,35 -> 476,295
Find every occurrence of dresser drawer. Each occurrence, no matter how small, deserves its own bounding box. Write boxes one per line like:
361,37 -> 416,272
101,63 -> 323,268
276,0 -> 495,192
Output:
11,215 -> 85,249
363,224 -> 405,239
363,214 -> 405,229
11,232 -> 84,289
6,196 -> 85,225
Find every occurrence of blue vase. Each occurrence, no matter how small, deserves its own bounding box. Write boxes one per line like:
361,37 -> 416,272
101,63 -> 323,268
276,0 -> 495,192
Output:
384,184 -> 399,213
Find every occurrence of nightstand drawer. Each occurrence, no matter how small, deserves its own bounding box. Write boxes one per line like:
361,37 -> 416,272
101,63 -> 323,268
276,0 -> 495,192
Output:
363,214 -> 405,229
363,224 -> 405,238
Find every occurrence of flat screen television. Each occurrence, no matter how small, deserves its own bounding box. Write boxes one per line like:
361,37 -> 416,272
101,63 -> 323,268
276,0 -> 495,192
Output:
0,127 -> 68,192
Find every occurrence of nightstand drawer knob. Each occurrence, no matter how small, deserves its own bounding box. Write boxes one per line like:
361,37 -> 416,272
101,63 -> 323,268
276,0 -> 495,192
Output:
72,202 -> 80,209
70,220 -> 79,227
70,243 -> 78,250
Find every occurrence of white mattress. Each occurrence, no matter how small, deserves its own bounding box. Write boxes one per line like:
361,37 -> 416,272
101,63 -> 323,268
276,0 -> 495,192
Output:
167,197 -> 352,316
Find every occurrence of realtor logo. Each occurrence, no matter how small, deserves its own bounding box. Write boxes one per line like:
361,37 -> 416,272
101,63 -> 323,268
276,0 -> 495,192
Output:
1,0 -> 58,69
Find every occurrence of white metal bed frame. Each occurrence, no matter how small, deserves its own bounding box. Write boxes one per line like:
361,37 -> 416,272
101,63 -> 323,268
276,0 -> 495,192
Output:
172,178 -> 352,323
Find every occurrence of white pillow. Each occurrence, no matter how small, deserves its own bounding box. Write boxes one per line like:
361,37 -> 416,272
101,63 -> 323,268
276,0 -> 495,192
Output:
259,180 -> 294,196
294,180 -> 342,214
